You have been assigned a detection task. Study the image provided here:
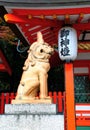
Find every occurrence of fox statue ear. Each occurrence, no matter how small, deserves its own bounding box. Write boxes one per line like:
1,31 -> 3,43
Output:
37,31 -> 44,44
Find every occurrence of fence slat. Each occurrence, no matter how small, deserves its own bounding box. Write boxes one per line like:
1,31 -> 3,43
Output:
53,92 -> 57,104
48,92 -> 52,97
10,93 -> 15,103
5,93 -> 10,104
58,92 -> 63,112
0,93 -> 5,114
0,94 -> 1,114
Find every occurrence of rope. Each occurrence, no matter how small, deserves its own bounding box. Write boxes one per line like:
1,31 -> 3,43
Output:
78,43 -> 90,50
53,43 -> 90,51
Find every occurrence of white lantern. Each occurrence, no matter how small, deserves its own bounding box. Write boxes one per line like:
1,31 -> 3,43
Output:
58,27 -> 77,61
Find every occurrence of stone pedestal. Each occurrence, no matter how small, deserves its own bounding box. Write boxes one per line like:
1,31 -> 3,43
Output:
0,104 -> 64,130
12,98 -> 52,104
5,104 -> 57,114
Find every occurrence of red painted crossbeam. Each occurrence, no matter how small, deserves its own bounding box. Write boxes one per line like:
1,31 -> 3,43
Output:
4,14 -> 62,27
4,14 -> 90,32
73,23 -> 90,31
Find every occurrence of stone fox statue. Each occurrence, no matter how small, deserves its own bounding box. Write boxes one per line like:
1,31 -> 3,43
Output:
16,32 -> 54,100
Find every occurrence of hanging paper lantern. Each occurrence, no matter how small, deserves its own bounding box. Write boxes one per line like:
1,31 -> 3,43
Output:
58,27 -> 77,61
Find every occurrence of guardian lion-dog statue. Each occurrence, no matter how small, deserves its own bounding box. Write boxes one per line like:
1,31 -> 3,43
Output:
13,32 -> 54,104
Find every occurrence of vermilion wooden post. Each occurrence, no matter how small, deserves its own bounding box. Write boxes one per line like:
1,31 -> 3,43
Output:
1,93 -> 4,114
64,63 -> 76,130
6,93 -> 10,104
64,92 -> 67,130
58,92 -> 63,112
10,93 -> 15,103
53,92 -> 57,104
48,92 -> 52,98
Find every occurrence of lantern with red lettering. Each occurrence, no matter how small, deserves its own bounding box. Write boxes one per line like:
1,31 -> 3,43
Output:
58,27 -> 77,61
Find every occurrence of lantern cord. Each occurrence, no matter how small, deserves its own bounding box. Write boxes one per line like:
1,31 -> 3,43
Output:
16,39 -> 29,53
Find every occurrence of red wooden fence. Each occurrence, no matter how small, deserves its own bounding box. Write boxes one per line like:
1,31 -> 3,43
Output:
0,93 -> 16,114
0,92 -> 90,127
0,92 -> 64,114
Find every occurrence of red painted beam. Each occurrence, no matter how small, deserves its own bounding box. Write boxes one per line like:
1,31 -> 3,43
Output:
65,14 -> 70,24
4,14 -> 26,23
77,13 -> 84,23
74,60 -> 90,67
76,116 -> 90,126
0,64 -> 7,71
12,7 -> 90,16
4,14 -> 90,32
0,50 -> 12,75
4,14 -> 62,27
73,23 -> 90,31
78,49 -> 90,53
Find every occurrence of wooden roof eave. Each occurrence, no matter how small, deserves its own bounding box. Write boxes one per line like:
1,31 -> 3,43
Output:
0,0 -> 90,7
0,6 -> 29,46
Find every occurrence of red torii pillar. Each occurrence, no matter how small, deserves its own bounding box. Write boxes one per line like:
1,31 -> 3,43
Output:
64,63 -> 76,130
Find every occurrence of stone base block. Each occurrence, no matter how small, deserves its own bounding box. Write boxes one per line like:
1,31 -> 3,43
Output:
0,114 -> 64,130
5,104 -> 57,114
3,103 -> 64,130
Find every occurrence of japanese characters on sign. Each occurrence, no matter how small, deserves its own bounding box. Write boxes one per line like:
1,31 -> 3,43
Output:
58,27 -> 78,61
60,29 -> 70,56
